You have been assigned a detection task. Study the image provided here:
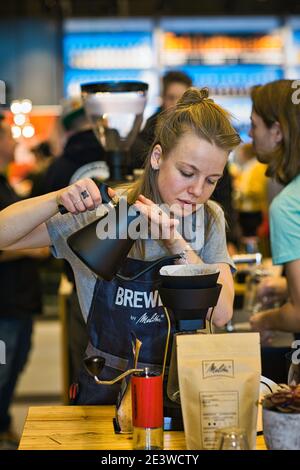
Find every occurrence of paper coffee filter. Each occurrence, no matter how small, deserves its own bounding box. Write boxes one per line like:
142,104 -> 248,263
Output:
159,264 -> 219,277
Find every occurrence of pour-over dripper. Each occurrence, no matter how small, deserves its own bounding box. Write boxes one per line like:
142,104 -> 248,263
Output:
157,264 -> 223,430
81,81 -> 148,180
159,264 -> 220,289
158,264 -> 221,331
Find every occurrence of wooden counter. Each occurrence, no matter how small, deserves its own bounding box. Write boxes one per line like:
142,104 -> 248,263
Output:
19,406 -> 266,450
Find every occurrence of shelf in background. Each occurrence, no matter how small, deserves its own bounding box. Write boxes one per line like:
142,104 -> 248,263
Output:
62,16 -> 300,132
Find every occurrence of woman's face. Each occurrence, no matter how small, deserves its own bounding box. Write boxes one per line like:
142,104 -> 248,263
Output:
152,132 -> 227,215
249,110 -> 281,163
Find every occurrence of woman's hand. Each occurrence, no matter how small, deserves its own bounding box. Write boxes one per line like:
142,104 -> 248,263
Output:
250,309 -> 270,331
134,194 -> 179,241
56,178 -> 116,215
250,310 -> 274,346
257,276 -> 287,307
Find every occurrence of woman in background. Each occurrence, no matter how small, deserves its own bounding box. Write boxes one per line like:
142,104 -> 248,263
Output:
248,80 -> 300,335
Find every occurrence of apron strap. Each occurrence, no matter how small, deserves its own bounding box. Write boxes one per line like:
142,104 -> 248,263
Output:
86,342 -> 163,372
115,254 -> 181,281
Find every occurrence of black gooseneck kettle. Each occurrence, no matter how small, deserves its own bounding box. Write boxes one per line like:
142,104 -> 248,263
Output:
59,181 -> 181,281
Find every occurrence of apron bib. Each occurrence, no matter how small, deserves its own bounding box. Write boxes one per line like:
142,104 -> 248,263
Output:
76,257 -> 175,405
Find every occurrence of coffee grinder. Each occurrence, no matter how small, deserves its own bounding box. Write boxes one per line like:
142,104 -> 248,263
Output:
81,80 -> 148,181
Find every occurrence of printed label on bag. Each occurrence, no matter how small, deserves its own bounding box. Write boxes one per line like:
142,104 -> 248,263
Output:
199,390 -> 239,449
202,360 -> 234,378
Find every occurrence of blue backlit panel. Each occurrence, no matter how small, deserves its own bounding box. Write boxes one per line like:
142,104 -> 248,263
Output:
63,31 -> 154,71
165,64 -> 283,94
160,16 -> 281,34
63,24 -> 158,118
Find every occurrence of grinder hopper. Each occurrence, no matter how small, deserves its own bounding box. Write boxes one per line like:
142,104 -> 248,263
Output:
81,80 -> 148,180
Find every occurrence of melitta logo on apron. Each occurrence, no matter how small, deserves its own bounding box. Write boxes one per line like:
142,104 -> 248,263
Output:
131,312 -> 165,324
115,286 -> 165,325
76,258 -> 173,404
115,286 -> 163,309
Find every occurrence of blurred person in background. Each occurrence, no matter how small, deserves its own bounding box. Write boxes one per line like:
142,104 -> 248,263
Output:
211,159 -> 239,256
256,275 -> 287,311
43,99 -> 108,386
230,142 -> 268,253
248,80 -> 300,339
130,70 -> 193,169
26,141 -> 54,198
0,121 -> 48,449
43,98 -> 108,193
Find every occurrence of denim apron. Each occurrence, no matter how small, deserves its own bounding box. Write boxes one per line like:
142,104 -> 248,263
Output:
75,256 -> 175,405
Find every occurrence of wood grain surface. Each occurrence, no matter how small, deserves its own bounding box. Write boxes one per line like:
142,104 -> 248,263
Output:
18,406 -> 266,450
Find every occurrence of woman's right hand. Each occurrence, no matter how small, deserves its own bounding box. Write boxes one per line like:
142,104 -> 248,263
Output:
56,178 -> 116,215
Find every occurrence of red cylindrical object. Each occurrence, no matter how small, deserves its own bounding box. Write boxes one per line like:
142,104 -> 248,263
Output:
131,372 -> 163,429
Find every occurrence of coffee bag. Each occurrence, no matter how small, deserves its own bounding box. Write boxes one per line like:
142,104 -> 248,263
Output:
177,333 -> 261,449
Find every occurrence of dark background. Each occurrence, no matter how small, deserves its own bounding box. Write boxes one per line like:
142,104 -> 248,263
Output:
0,0 -> 300,18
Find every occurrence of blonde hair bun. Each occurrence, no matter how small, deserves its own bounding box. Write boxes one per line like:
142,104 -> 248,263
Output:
177,87 -> 211,107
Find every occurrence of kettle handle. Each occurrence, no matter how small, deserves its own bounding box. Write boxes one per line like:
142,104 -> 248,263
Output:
58,180 -> 112,215
115,254 -> 182,281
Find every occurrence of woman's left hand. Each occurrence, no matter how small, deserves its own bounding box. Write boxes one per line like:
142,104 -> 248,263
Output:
250,310 -> 274,345
250,310 -> 269,331
134,194 -> 179,241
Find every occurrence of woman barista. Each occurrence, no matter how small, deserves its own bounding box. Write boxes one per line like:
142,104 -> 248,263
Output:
0,88 -> 240,404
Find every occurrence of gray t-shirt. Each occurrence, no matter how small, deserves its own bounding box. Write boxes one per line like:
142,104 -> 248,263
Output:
47,200 -> 233,321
